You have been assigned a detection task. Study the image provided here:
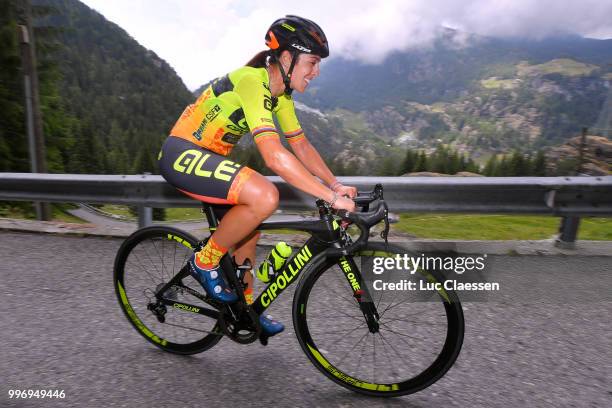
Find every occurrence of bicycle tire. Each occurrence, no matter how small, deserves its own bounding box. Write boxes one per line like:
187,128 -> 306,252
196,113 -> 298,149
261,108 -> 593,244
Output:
293,242 -> 464,397
114,226 -> 223,354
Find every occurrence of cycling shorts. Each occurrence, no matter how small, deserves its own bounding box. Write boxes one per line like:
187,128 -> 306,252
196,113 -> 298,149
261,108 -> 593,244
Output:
158,136 -> 255,208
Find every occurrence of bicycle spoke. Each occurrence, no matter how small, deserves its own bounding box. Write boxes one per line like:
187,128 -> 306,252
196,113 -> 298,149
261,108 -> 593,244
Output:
115,228 -> 223,354
336,330 -> 370,367
378,331 -> 414,379
372,332 -> 376,383
380,311 -> 446,325
126,253 -> 160,287
379,321 -> 429,343
160,320 -> 220,335
376,282 -> 404,319
172,240 -> 178,277
324,269 -> 359,308
379,293 -> 425,319
354,331 -> 370,376
151,238 -> 168,283
141,240 -> 164,280
309,324 -> 367,336
322,308 -> 364,323
318,321 -> 368,351
377,331 -> 398,381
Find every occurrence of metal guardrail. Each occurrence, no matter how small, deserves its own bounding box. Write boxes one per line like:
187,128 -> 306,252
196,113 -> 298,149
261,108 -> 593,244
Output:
1,173 -> 612,246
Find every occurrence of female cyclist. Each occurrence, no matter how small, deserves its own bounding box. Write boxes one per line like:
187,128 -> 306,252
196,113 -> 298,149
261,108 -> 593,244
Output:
159,15 -> 356,338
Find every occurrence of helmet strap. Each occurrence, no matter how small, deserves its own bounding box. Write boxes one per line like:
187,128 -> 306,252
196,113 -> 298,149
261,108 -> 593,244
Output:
277,50 -> 299,96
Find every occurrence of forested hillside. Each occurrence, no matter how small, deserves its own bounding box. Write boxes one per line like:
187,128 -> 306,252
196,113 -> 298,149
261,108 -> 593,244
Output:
2,0 -> 610,179
0,0 -> 193,175
0,0 -> 74,172
292,31 -> 612,161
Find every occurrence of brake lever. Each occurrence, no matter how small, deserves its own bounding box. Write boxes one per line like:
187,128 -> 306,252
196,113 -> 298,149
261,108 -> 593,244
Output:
380,203 -> 390,250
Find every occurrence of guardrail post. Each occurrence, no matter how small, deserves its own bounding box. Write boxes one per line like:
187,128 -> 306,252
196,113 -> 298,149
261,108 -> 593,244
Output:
137,172 -> 153,228
555,216 -> 580,249
138,205 -> 152,228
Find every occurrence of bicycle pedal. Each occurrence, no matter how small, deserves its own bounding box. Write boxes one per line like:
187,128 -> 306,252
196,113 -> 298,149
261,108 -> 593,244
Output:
235,257 -> 252,271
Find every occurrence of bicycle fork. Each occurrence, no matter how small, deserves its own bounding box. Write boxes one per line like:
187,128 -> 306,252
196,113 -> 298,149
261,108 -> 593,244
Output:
337,255 -> 380,333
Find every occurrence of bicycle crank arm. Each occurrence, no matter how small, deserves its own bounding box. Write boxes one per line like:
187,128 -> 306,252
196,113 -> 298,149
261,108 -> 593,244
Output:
156,297 -> 220,319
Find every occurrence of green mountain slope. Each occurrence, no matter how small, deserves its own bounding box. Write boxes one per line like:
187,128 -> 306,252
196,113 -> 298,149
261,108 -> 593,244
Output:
286,32 -> 612,161
197,31 -> 612,164
38,0 -> 193,174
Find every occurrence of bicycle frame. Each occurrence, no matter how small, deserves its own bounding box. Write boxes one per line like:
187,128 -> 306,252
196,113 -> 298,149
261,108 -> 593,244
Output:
154,203 -> 377,325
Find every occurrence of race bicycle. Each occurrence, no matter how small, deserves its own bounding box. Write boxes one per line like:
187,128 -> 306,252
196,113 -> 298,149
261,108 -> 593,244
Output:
113,184 -> 464,397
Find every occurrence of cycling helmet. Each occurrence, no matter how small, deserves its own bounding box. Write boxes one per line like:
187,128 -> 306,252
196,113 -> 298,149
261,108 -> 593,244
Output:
264,15 -> 329,94
265,15 -> 329,58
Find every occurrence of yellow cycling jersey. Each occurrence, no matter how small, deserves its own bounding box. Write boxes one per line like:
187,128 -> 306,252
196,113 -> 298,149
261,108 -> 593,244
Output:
170,66 -> 305,156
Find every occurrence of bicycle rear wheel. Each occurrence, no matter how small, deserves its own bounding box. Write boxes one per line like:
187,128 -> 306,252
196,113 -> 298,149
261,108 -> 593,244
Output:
114,226 -> 222,354
293,242 -> 464,397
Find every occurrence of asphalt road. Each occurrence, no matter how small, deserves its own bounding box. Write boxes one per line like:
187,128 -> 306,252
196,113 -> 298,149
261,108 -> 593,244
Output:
0,231 -> 610,408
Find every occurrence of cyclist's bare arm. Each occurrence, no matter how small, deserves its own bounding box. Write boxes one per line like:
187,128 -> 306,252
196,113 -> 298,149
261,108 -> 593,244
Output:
288,137 -> 336,187
256,137 -> 354,212
289,137 -> 357,198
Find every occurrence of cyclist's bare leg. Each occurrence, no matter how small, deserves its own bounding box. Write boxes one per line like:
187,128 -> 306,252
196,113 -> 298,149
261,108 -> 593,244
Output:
200,170 -> 284,332
209,171 -> 277,254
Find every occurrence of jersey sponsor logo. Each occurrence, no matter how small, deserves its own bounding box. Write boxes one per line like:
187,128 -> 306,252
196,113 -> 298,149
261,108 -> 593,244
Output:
193,104 -> 222,140
173,149 -> 240,181
226,108 -> 248,133
291,43 -> 311,53
221,132 -> 242,144
263,94 -> 273,111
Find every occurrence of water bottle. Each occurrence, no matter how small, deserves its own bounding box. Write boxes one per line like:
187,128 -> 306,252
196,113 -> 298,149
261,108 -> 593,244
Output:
256,242 -> 292,283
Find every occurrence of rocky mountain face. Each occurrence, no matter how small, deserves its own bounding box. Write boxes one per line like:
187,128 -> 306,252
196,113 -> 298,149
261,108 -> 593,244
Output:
292,57 -> 611,164
278,32 -> 612,167
545,136 -> 612,176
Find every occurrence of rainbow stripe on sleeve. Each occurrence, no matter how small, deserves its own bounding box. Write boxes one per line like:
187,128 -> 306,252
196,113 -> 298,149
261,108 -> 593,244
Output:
285,128 -> 305,144
252,125 -> 280,144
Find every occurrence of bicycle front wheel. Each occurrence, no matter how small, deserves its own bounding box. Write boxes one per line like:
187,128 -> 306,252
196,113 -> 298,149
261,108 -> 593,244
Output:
114,226 -> 222,354
293,242 -> 464,397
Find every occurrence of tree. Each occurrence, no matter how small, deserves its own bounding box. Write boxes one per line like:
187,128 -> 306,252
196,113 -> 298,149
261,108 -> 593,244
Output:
509,150 -> 530,176
496,155 -> 511,176
532,150 -> 547,176
483,155 -> 498,176
0,0 -> 27,171
414,150 -> 428,172
399,149 -> 417,175
377,156 -> 397,176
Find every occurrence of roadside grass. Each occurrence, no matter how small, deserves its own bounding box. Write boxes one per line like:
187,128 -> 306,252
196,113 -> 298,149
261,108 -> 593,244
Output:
97,205 -> 204,221
394,214 -> 612,241
4,202 -> 610,241
98,204 -> 135,219
165,207 -> 204,221
0,202 -> 86,223
52,205 -> 88,223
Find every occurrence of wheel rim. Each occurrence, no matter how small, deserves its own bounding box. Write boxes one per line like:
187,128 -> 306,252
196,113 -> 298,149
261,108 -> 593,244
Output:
296,248 -> 463,394
116,229 -> 222,350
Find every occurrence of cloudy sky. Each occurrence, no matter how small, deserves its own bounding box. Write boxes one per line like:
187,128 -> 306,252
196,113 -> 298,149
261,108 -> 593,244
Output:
80,0 -> 612,91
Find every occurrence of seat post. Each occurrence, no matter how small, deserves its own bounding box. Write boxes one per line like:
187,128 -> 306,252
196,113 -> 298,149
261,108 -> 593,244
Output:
201,203 -> 219,228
